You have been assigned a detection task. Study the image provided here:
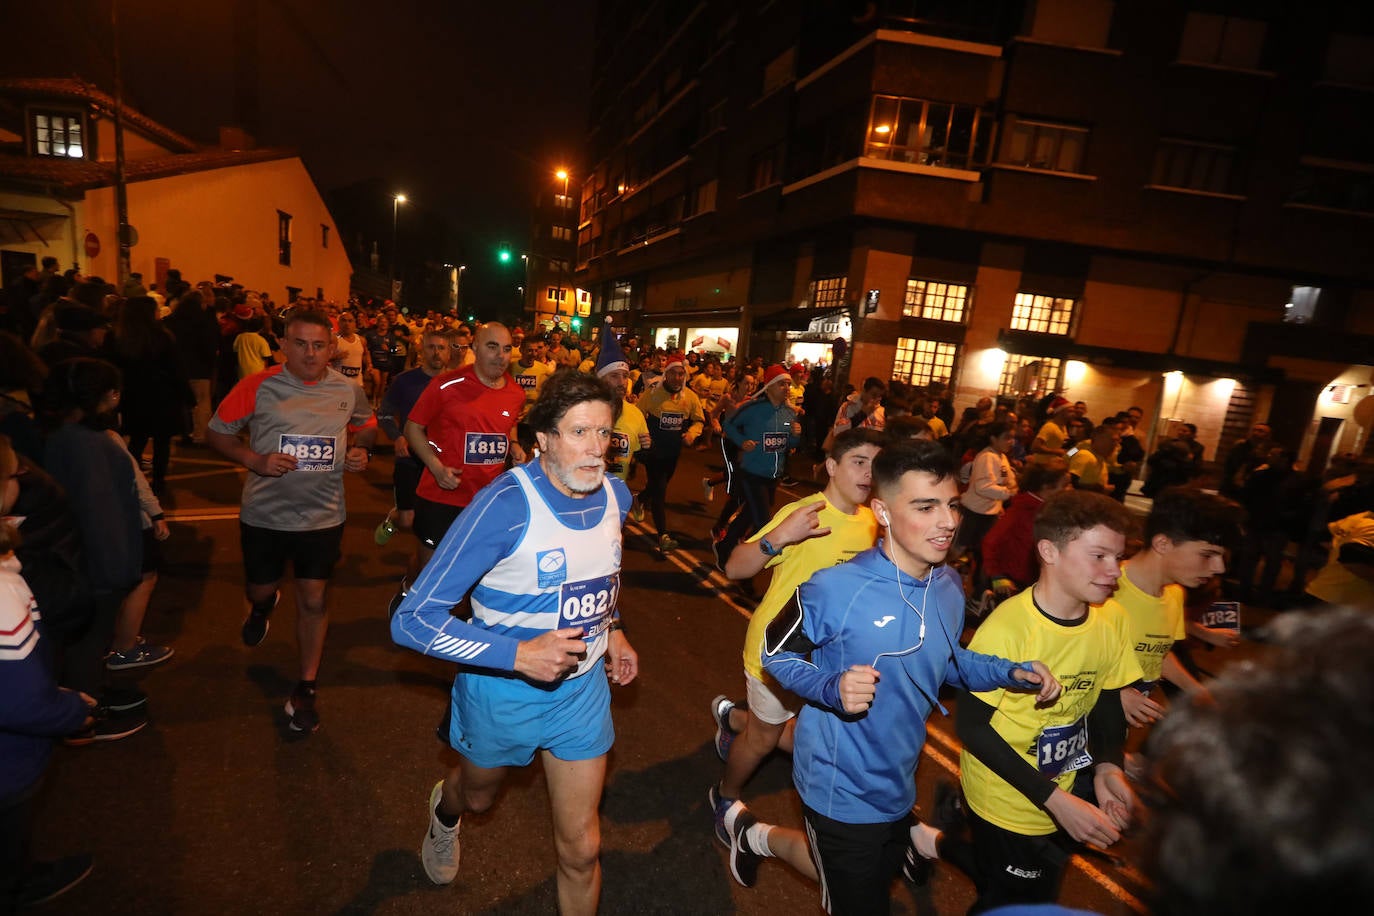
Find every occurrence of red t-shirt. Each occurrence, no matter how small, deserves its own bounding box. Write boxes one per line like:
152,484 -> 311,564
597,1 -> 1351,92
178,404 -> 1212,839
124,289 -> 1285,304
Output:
408,369 -> 524,507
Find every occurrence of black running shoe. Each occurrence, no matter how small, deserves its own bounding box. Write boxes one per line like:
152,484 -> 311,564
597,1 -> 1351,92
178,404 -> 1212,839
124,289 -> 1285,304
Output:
241,591 -> 279,647
285,687 -> 320,734
725,801 -> 763,888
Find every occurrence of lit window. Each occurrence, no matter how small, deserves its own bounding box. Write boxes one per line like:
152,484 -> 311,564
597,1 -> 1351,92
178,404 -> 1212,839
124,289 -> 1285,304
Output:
551,226 -> 572,241
1284,286 -> 1320,324
1178,13 -> 1266,70
867,96 -> 992,170
687,179 -> 718,216
32,111 -> 84,158
1011,293 -> 1075,335
808,276 -> 847,310
999,354 -> 1063,397
903,280 -> 969,322
1151,140 -> 1238,194
1002,119 -> 1089,173
546,287 -> 568,303
893,338 -> 958,387
554,193 -> 573,208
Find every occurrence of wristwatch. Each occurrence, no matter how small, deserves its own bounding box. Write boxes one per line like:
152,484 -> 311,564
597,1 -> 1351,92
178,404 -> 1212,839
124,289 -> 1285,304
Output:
759,537 -> 782,557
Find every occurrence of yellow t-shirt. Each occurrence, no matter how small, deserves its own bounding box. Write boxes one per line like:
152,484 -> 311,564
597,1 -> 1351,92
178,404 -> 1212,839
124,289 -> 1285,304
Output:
1068,447 -> 1108,488
1035,420 -> 1066,453
1097,569 -> 1186,685
511,360 -> 553,415
741,494 -> 877,680
607,399 -> 649,480
960,588 -> 1142,836
926,415 -> 949,440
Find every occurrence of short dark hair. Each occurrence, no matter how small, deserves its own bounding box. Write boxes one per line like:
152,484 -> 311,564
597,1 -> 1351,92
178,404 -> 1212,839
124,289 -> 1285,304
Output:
861,376 -> 885,393
872,439 -> 955,499
1144,488 -> 1243,550
1180,422 -> 1197,435
829,427 -> 885,462
284,308 -> 333,335
526,368 -> 619,435
1145,608 -> 1374,915
982,421 -> 1012,445
1034,489 -> 1135,549
45,357 -> 122,419
884,415 -> 932,442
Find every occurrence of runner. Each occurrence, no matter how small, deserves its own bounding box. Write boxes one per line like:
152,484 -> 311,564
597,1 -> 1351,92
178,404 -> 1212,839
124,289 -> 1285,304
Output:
637,355 -> 704,554
726,441 -> 1060,915
390,370 -> 638,915
374,326 -> 451,548
949,489 -> 1140,912
206,309 -> 377,733
706,428 -> 885,844
397,323 -> 524,606
594,323 -> 649,494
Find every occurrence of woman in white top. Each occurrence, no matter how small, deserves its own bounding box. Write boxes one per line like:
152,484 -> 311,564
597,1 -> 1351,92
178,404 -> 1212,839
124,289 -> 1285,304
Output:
958,421 -> 1018,554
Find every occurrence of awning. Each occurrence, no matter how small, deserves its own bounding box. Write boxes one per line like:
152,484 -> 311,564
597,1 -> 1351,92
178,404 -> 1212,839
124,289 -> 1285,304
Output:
640,306 -> 743,325
753,305 -> 851,331
0,207 -> 67,245
996,330 -> 1285,384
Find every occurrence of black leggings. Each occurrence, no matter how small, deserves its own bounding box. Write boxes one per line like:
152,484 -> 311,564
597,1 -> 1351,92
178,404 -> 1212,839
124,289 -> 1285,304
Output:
640,454 -> 679,535
127,431 -> 171,488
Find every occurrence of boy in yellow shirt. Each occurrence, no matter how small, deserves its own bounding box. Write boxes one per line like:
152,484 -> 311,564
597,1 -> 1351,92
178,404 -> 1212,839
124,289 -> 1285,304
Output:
706,428 -> 885,844
947,490 -> 1141,911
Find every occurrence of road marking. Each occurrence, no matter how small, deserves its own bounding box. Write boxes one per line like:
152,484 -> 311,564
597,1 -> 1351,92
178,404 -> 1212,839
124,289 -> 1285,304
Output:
624,521 -> 755,618
163,468 -> 246,482
164,509 -> 241,522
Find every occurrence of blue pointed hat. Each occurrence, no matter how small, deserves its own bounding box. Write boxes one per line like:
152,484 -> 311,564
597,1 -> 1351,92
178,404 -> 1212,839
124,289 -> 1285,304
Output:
595,317 -> 629,377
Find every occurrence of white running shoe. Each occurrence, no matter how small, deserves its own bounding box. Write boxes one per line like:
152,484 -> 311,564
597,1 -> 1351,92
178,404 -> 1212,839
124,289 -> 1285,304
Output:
420,781 -> 460,885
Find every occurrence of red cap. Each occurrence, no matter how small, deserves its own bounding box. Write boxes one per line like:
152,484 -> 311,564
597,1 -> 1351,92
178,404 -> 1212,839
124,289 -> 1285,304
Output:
1048,396 -> 1071,412
764,364 -> 790,387
789,363 -> 806,374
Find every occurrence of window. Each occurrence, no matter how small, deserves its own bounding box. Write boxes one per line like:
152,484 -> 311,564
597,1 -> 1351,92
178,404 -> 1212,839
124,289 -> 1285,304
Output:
1151,140 -> 1238,194
554,193 -> 573,209
809,276 -> 847,310
1290,162 -> 1374,213
551,225 -> 572,241
999,354 -> 1063,397
546,287 -> 569,303
903,280 -> 969,322
1324,34 -> 1374,86
866,96 -> 991,170
549,257 -> 570,273
1177,13 -> 1266,70
762,47 -> 795,96
1011,293 -> 1075,335
1026,0 -> 1115,49
700,100 -> 725,138
1284,286 -> 1320,324
893,338 -> 958,387
1002,119 -> 1089,173
747,145 -> 781,190
277,211 -> 292,266
686,179 -> 718,216
321,224 -> 330,248
32,111 -> 84,158
607,279 -> 633,311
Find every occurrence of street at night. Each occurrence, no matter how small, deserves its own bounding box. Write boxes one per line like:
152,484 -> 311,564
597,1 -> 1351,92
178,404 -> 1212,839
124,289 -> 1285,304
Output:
25,442 -> 1268,915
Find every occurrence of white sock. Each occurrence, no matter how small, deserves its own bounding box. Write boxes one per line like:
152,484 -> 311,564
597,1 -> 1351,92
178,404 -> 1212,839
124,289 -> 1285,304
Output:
911,822 -> 941,860
744,822 -> 775,857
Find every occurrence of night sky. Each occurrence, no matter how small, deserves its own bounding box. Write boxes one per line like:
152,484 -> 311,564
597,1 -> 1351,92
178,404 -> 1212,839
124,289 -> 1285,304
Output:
3,0 -> 596,305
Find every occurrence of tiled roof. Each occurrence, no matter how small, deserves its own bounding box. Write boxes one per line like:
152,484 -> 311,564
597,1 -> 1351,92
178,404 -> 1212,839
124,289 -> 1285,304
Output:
0,78 -> 199,153
0,147 -> 298,194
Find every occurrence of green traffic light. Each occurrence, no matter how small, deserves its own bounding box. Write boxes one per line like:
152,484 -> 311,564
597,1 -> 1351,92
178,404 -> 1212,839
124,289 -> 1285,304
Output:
571,317 -> 582,329
498,249 -> 511,263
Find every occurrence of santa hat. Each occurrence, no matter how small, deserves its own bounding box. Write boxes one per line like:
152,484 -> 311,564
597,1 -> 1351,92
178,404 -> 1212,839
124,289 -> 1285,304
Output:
664,354 -> 685,369
763,364 -> 790,388
1048,396 -> 1071,412
595,318 -> 629,378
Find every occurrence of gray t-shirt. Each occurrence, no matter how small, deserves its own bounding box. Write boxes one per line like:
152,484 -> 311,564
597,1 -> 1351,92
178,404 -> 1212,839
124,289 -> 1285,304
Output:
210,365 -> 374,531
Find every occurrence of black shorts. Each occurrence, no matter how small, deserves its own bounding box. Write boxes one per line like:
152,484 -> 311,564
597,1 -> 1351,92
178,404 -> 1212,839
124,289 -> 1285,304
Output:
141,527 -> 163,575
240,522 -> 344,584
413,496 -> 463,549
393,457 -> 423,511
966,807 -> 1073,913
802,804 -> 912,916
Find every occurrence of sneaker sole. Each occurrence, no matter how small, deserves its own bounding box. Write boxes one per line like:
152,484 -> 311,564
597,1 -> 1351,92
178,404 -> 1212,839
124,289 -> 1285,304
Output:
64,719 -> 148,746
106,648 -> 175,671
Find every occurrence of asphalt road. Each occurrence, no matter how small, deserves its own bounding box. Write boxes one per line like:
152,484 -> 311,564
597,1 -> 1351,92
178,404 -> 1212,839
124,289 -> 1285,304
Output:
30,439 -> 1264,915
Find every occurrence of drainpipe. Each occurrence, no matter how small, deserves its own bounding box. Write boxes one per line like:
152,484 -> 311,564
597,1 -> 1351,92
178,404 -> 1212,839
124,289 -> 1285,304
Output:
55,196 -> 79,270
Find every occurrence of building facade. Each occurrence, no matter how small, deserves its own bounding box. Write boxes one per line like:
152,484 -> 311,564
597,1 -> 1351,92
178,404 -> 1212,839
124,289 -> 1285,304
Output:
0,78 -> 351,305
576,0 -> 1374,470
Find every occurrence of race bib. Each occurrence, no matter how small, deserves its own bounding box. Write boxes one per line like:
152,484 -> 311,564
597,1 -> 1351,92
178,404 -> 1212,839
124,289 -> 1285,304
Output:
516,374 -> 539,390
762,431 -> 788,452
339,365 -> 360,378
559,573 -> 620,641
279,434 -> 336,471
1036,719 -> 1092,777
607,432 -> 630,474
1200,600 -> 1241,630
464,432 -> 508,465
659,412 -> 684,431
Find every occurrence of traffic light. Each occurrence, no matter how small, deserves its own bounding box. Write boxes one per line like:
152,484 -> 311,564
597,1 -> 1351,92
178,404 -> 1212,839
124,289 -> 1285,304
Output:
498,247 -> 512,264
570,317 -> 582,331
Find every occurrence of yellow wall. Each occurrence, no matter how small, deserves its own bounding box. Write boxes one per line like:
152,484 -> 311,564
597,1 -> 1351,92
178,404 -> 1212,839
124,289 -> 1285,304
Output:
81,157 -> 352,302
94,116 -> 171,162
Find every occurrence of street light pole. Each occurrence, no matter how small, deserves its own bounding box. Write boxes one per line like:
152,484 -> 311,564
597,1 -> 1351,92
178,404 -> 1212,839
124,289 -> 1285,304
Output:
390,193 -> 407,300
457,264 -> 466,315
521,254 -> 530,323
555,169 -> 570,326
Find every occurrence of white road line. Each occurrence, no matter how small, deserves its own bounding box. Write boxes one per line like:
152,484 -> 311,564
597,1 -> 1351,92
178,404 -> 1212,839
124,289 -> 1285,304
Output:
163,468 -> 246,482
624,521 -> 755,619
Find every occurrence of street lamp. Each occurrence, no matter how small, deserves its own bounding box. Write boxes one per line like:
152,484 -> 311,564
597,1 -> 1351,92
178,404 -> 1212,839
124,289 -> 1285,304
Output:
554,168 -> 571,325
390,193 -> 407,295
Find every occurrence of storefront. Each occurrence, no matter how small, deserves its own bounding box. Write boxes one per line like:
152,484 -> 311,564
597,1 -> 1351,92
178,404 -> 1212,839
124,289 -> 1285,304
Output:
641,307 -> 743,358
